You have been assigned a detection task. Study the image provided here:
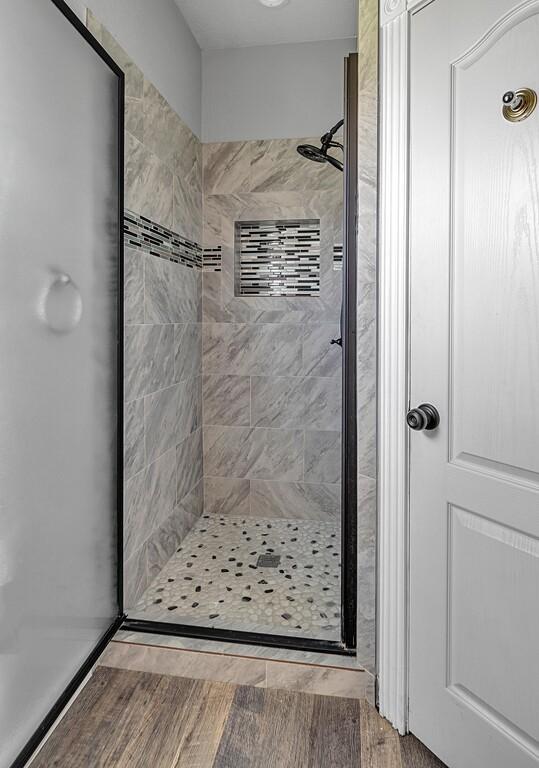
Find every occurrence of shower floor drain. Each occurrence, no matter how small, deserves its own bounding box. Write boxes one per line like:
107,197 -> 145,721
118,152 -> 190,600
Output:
256,554 -> 281,568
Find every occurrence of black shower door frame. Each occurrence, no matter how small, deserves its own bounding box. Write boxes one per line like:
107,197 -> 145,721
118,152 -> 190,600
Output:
120,54 -> 359,657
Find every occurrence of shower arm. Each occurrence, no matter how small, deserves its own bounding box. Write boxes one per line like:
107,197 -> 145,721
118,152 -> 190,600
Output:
320,119 -> 345,152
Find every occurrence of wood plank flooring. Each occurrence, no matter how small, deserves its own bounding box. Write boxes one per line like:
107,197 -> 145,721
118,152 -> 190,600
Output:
30,666 -> 446,768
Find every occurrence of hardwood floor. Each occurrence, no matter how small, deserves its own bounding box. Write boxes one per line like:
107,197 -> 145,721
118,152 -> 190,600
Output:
30,666 -> 446,768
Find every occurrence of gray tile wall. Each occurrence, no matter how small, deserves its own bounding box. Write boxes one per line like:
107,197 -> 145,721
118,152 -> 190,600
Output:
356,0 -> 378,672
201,138 -> 345,522
202,125 -> 377,671
88,13 -> 204,607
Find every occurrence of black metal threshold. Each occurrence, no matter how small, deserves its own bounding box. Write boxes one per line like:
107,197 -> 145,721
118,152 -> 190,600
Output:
10,614 -> 125,768
120,617 -> 356,657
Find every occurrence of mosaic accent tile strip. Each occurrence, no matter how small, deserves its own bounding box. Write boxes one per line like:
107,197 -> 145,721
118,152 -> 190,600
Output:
333,243 -> 343,270
132,514 -> 341,641
235,220 -> 320,297
124,209 -> 202,269
203,246 -> 222,272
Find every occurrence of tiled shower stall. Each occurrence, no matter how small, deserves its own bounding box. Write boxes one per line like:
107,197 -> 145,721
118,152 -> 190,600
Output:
87,10 -> 375,665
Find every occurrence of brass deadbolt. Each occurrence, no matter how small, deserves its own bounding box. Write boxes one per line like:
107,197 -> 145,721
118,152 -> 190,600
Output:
502,88 -> 537,122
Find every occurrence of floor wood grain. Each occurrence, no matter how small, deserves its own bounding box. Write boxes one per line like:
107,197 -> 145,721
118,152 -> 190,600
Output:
29,666 -> 446,768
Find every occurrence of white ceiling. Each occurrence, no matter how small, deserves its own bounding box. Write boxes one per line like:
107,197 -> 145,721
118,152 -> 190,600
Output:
174,0 -> 358,51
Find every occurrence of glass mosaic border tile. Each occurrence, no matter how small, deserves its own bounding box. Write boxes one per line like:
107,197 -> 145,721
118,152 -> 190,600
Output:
333,243 -> 343,270
203,246 -> 222,272
124,209 -> 202,269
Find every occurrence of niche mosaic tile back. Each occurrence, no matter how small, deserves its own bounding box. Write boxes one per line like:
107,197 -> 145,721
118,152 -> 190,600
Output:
235,219 -> 321,297
132,514 -> 341,640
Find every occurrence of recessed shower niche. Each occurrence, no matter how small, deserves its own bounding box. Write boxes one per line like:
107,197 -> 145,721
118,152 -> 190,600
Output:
234,219 -> 321,297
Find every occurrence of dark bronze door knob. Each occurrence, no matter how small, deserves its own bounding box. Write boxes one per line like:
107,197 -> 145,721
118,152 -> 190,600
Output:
406,403 -> 440,431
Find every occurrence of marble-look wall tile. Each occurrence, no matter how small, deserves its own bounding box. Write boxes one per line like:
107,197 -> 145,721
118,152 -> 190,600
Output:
302,323 -> 342,378
87,12 -> 144,100
173,171 -> 202,245
250,376 -> 302,429
143,515 -> 182,590
250,376 -> 341,431
202,374 -> 250,427
141,80 -> 183,168
357,280 -> 376,479
176,428 -> 203,503
202,323 -> 302,376
175,323 -> 202,383
125,133 -> 173,230
86,10 -> 102,42
124,248 -> 144,325
89,14 -> 204,608
123,545 -> 148,609
101,34 -> 143,99
203,426 -> 303,481
172,121 -> 200,182
144,377 -> 201,464
203,142 -> 252,194
124,480 -> 204,609
88,14 -> 143,141
173,169 -> 202,243
202,323 -> 253,374
204,477 -> 250,517
203,193 -> 246,247
124,447 -> 176,562
124,398 -> 145,479
302,377 -> 342,431
250,138 -> 343,194
124,469 -> 146,563
145,254 -> 200,324
126,97 -> 144,143
202,272 -> 222,322
200,141 -> 348,528
304,431 -> 341,485
177,477 -> 204,522
144,498 -> 198,595
356,474 -> 376,672
144,447 -> 177,536
250,480 -> 341,521
124,324 -> 174,402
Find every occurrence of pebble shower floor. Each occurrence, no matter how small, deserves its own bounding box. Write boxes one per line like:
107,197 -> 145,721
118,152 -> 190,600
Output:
132,514 -> 342,640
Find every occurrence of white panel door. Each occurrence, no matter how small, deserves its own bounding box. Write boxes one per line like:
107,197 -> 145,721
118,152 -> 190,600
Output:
409,1 -> 539,766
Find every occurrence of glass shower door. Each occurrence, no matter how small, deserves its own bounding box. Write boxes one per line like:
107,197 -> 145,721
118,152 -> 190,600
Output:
0,1 -> 122,765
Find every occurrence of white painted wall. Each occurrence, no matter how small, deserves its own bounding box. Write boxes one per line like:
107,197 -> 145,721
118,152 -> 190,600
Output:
64,0 -> 202,137
202,37 -> 356,143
